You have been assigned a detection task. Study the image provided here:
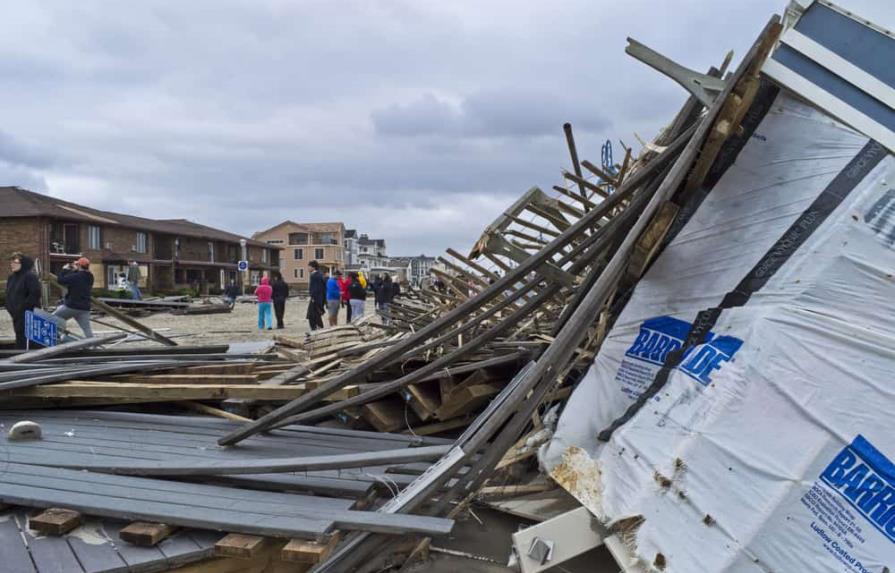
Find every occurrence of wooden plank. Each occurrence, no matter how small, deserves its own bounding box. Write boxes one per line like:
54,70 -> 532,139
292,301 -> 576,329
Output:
158,529 -> 211,568
274,335 -> 305,349
26,535 -> 83,573
4,382 -> 306,401
120,521 -> 178,546
625,200 -> 679,282
29,507 -> 81,535
2,333 -> 127,364
214,533 -> 267,558
0,517 -> 36,573
66,526 -> 130,573
113,374 -> 260,385
47,444 -> 453,476
0,462 -> 455,537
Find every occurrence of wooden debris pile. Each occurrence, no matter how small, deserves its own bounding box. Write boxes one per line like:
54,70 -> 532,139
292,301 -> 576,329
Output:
0,15 -> 786,571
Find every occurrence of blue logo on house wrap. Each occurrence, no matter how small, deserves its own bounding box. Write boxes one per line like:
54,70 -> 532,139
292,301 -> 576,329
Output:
624,315 -> 742,385
821,436 -> 895,543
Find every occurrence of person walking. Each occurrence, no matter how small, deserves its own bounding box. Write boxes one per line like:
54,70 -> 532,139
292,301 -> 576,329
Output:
223,280 -> 240,307
338,270 -> 352,322
126,260 -> 142,300
348,272 -> 367,323
54,257 -> 95,339
271,271 -> 289,329
373,274 -> 391,324
325,270 -> 342,327
306,260 -> 325,331
255,276 -> 273,330
5,253 -> 42,349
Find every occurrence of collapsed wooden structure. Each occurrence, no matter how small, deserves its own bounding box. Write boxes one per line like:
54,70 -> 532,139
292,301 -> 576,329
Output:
0,9 -> 817,572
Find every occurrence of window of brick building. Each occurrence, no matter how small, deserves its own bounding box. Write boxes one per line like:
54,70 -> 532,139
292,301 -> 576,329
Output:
88,225 -> 102,250
135,232 -> 147,253
315,248 -> 324,259
293,248 -> 303,260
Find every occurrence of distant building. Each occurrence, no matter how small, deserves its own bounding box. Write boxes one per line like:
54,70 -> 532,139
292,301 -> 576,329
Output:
0,186 -> 277,294
357,234 -> 388,270
343,229 -> 359,267
253,221 -> 345,288
388,255 -> 437,287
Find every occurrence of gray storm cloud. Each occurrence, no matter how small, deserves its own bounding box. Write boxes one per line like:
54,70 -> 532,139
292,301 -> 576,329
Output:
0,0 -> 890,255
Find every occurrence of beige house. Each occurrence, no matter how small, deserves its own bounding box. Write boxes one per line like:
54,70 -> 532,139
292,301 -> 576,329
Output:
253,221 -> 345,288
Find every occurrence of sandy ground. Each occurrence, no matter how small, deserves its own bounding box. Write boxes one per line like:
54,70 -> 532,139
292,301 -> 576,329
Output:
0,296 -> 371,347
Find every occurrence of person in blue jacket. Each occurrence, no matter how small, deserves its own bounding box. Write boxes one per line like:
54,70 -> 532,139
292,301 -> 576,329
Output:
325,269 -> 343,327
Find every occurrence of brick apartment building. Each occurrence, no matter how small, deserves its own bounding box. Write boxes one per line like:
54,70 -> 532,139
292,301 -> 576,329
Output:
253,221 -> 345,288
0,187 -> 278,294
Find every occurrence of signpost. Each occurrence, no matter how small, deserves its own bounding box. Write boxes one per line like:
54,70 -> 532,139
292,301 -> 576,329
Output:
24,310 -> 58,348
239,238 -> 248,295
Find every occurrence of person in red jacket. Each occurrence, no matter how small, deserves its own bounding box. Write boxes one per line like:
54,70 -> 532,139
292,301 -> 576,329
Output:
255,276 -> 273,330
337,270 -> 352,322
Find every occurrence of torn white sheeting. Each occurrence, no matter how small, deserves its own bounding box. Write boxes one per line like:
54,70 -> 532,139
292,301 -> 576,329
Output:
541,90 -> 895,572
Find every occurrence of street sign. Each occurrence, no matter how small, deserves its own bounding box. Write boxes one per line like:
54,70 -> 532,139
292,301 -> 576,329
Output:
237,260 -> 249,272
24,310 -> 57,347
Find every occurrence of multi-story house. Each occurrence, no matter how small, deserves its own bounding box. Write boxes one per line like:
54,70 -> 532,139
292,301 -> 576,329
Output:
0,187 -> 277,294
389,255 -> 437,287
254,221 -> 345,288
343,229 -> 359,267
357,234 -> 388,270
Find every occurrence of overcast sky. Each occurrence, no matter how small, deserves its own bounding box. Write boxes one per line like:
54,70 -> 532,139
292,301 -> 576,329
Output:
0,1 -> 892,255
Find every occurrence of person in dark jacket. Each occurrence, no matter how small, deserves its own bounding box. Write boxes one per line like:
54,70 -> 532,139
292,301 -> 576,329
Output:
270,271 -> 289,329
391,280 -> 401,301
374,274 -> 393,324
53,257 -> 94,339
5,253 -> 42,349
223,281 -> 240,307
306,260 -> 325,331
347,271 -> 366,323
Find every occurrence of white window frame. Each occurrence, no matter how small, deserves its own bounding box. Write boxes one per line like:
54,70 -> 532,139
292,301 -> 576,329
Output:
135,232 -> 147,253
